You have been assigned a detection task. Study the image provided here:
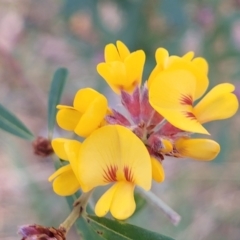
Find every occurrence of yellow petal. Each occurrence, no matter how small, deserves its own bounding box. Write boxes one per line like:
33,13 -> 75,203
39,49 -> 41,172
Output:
56,108 -> 81,131
95,183 -> 118,217
64,140 -> 81,178
52,168 -> 80,196
167,57 -> 209,100
175,138 -> 220,161
182,51 -> 194,61
148,48 -> 169,87
116,41 -> 130,61
110,182 -> 136,220
161,139 -> 173,154
52,138 -> 71,160
97,62 -> 127,94
149,70 -> 209,134
48,164 -> 72,182
192,57 -> 208,75
73,88 -> 107,113
151,157 -> 165,183
124,50 -> 145,92
105,43 -> 121,62
74,95 -> 108,137
78,125 -> 151,192
194,83 -> 239,123
155,48 -> 169,67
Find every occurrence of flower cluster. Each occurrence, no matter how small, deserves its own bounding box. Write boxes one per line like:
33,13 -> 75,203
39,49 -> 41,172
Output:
49,41 -> 238,220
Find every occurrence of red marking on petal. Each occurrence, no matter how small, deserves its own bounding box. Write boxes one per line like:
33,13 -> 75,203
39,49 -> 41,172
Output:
103,165 -> 118,182
180,94 -> 193,106
184,111 -> 197,120
123,166 -> 134,182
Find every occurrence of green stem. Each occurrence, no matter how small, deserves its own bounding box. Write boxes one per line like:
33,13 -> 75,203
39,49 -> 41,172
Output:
59,190 -> 94,233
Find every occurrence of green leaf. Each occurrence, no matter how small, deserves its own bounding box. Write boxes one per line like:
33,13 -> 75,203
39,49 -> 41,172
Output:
86,215 -> 175,240
0,104 -> 34,140
48,68 -> 68,138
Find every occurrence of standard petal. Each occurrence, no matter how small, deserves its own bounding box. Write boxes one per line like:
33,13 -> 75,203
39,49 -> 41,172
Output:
73,88 -> 107,113
194,83 -> 239,123
74,95 -> 108,137
124,50 -> 145,92
110,182 -> 136,220
192,57 -> 208,75
175,138 -> 220,161
151,157 -> 165,183
56,108 -> 81,131
51,138 -> 71,160
78,125 -> 151,192
105,43 -> 121,62
52,168 -> 80,196
95,183 -> 118,217
149,69 -> 209,134
116,41 -> 130,61
155,48 -> 169,66
166,57 -> 209,100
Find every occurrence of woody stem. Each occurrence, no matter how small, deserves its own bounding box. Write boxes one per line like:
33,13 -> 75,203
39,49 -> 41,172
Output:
59,190 -> 93,233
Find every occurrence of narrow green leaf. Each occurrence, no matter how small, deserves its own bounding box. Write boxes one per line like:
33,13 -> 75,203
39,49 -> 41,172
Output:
86,215 -> 175,240
0,104 -> 34,140
48,68 -> 68,138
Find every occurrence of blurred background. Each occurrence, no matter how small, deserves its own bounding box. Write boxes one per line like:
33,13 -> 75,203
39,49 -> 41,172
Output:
0,0 -> 240,239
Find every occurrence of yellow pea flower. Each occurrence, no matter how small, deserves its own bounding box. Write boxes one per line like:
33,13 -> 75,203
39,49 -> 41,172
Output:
174,138 -> 220,161
48,138 -> 81,196
149,70 -> 238,134
97,41 -> 146,94
56,88 -> 108,137
66,125 -> 152,220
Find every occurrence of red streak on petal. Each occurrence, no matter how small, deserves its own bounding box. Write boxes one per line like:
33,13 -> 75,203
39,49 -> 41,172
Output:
184,111 -> 197,120
180,94 -> 193,106
123,166 -> 134,182
103,165 -> 118,182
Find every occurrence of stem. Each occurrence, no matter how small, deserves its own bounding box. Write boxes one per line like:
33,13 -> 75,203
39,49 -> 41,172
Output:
59,190 -> 93,233
137,187 -> 181,226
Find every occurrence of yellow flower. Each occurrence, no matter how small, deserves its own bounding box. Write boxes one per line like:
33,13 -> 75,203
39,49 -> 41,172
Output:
148,48 -> 209,100
66,125 -> 152,220
56,88 -> 108,137
174,138 -> 220,161
48,138 -> 81,196
149,69 -> 239,134
97,41 -> 146,94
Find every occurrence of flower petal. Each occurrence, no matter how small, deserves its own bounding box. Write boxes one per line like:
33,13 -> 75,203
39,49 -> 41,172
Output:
95,183 -> 118,217
73,88 -> 107,113
124,50 -> 145,92
51,167 -> 80,196
78,125 -> 151,192
182,51 -> 194,61
48,164 -> 72,182
149,70 -> 209,134
52,138 -> 71,161
148,48 -> 169,87
175,138 -> 220,161
192,57 -> 208,75
97,62 -> 127,94
166,57 -> 209,100
116,41 -> 130,61
110,182 -> 136,220
74,95 -> 108,137
56,108 -> 81,131
64,140 -> 81,179
151,157 -> 165,182
194,83 -> 239,123
105,43 -> 121,62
